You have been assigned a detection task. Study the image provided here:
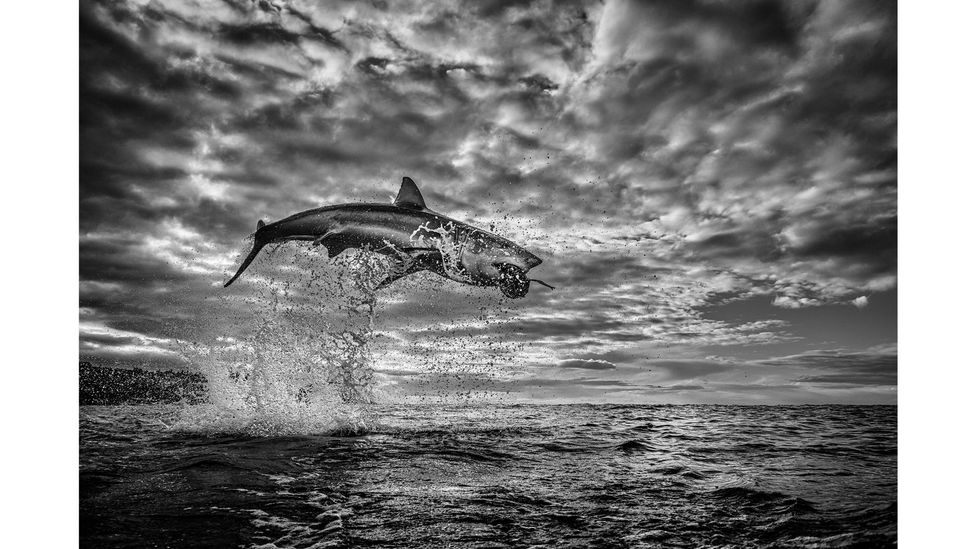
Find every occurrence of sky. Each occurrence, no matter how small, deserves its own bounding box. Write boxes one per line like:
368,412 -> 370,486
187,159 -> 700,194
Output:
79,0 -> 896,404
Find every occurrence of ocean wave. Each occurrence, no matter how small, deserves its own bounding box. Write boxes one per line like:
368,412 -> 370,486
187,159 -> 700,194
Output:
614,439 -> 650,453
81,404 -> 897,549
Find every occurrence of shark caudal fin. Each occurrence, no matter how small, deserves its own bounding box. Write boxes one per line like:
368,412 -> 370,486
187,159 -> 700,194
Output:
223,220 -> 268,288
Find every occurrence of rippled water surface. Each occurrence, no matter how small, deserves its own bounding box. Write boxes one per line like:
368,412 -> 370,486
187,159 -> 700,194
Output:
80,404 -> 896,548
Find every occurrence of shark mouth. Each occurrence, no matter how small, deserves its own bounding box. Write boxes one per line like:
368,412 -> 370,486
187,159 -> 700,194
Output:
497,264 -> 555,299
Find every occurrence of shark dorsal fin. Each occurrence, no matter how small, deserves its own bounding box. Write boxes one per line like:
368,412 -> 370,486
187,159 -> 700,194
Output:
394,177 -> 426,210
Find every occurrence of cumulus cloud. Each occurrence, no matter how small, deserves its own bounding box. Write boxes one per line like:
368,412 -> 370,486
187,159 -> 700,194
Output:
79,0 -> 896,403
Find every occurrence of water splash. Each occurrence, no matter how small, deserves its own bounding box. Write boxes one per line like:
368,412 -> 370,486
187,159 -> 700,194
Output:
169,235 -> 530,435
410,220 -> 472,284
174,246 -> 388,436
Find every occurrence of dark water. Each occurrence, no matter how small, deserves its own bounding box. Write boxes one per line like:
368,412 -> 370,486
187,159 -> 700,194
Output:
80,404 -> 896,548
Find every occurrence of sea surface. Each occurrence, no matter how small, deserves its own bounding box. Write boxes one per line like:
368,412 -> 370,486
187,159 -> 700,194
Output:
80,404 -> 896,548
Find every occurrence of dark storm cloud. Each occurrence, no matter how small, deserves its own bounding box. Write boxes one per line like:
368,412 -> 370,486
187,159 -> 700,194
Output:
762,348 -> 897,386
504,317 -> 631,339
648,359 -> 734,381
511,378 -> 634,388
562,0 -> 896,290
549,253 -> 667,288
659,384 -> 705,392
80,235 -> 188,285
79,0 -> 896,402
797,372 -> 893,385
786,216 -> 897,278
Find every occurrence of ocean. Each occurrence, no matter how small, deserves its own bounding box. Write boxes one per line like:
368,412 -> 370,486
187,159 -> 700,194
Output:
80,404 -> 896,548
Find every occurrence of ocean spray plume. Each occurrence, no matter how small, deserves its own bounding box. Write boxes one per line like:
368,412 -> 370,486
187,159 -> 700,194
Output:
174,247 -> 386,435
173,219 -> 541,433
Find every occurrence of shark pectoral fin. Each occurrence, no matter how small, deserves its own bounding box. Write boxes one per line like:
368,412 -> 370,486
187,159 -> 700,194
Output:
313,230 -> 351,258
375,250 -> 442,290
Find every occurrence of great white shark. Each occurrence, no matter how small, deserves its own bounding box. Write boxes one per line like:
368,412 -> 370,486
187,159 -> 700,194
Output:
223,177 -> 554,298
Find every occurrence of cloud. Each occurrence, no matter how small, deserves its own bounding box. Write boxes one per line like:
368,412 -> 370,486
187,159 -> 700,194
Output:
648,359 -> 734,382
659,384 -> 706,392
556,359 -> 616,370
759,349 -> 897,387
78,0 -> 896,402
79,321 -> 184,369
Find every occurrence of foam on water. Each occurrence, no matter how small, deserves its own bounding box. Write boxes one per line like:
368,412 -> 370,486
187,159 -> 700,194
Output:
410,220 -> 472,284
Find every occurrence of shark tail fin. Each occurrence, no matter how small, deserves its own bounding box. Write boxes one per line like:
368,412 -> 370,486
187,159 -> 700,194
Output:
224,221 -> 268,288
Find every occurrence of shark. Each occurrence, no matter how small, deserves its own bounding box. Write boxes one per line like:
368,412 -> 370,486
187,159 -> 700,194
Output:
223,177 -> 554,298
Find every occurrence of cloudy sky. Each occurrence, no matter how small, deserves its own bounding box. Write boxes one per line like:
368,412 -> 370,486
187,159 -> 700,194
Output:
80,0 -> 896,404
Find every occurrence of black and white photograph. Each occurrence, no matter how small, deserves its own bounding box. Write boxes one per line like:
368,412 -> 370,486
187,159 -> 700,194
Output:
69,0 -> 907,546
